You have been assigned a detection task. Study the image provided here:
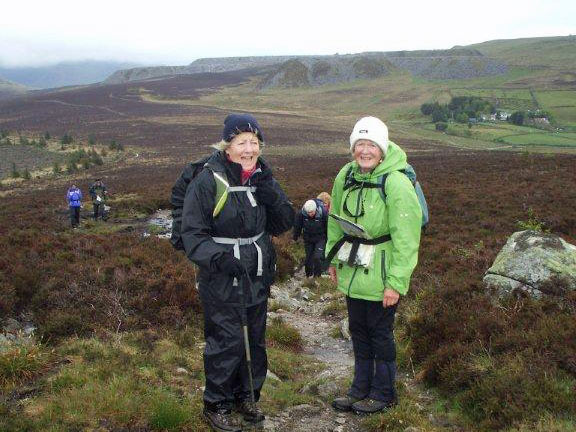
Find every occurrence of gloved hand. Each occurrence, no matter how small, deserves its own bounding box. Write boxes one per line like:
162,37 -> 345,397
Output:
253,168 -> 279,206
216,253 -> 244,277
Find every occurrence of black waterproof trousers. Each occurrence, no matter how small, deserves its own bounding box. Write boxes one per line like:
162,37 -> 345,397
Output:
93,203 -> 102,220
304,238 -> 326,277
346,296 -> 397,402
202,298 -> 268,411
69,207 -> 80,227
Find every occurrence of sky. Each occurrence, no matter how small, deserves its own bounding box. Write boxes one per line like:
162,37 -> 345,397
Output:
1,0 -> 574,68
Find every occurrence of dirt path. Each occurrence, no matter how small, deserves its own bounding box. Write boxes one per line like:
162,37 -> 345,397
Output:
263,275 -> 368,432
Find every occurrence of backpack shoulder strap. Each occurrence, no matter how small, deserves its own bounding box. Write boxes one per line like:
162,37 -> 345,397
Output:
378,170 -> 405,201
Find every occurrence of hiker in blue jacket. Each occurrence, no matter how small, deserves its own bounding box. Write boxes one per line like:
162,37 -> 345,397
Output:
293,199 -> 328,277
66,184 -> 82,228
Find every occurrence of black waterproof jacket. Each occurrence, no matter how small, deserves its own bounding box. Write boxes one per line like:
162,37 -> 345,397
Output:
181,151 -> 294,306
293,205 -> 328,243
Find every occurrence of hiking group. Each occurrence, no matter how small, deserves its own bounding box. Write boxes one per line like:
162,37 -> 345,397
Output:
65,179 -> 110,228
172,114 -> 425,431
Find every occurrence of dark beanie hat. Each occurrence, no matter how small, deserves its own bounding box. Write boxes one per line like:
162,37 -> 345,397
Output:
222,113 -> 264,142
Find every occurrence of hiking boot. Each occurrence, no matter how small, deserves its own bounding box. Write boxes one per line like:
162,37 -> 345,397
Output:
351,398 -> 396,415
332,395 -> 364,412
234,400 -> 265,424
203,408 -> 242,432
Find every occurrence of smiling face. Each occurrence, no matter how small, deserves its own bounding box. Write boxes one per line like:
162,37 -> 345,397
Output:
225,132 -> 260,170
353,139 -> 383,173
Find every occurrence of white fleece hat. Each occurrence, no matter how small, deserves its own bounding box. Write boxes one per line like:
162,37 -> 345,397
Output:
303,200 -> 317,213
349,116 -> 389,155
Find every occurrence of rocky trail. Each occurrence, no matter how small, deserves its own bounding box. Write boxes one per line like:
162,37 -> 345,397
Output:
264,272 -> 365,432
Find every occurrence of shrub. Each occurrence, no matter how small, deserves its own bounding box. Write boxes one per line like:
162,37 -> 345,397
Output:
10,163 -> 20,178
435,122 -> 448,132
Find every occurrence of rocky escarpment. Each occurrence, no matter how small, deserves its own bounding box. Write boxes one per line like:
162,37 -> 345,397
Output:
104,56 -> 295,84
104,49 -> 508,87
257,55 -> 398,89
386,55 -> 507,79
104,66 -> 190,84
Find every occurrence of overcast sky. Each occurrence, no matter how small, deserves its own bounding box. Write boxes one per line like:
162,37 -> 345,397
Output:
1,0 -> 574,67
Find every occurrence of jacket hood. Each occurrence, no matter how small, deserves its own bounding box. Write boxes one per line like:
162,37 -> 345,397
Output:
350,140 -> 407,180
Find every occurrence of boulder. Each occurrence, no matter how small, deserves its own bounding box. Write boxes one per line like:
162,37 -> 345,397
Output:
484,230 -> 576,299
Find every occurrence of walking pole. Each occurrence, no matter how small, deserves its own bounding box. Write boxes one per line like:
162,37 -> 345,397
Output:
238,268 -> 256,404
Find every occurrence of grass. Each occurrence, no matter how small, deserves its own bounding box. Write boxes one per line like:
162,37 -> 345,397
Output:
321,296 -> 347,317
262,347 -> 324,413
266,317 -> 304,352
500,133 -> 576,147
0,331 -> 207,431
0,340 -> 52,392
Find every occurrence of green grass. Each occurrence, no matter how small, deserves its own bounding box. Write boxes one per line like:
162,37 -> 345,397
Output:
533,90 -> 576,126
0,341 -> 52,391
500,133 -> 576,147
266,317 -> 304,351
0,331 -> 208,432
468,36 -> 576,68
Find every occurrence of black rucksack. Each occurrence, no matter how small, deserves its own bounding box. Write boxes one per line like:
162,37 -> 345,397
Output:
170,154 -> 230,251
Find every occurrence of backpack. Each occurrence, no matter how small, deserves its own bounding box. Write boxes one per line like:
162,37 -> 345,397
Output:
170,155 -> 230,251
70,191 -> 80,202
343,163 -> 429,228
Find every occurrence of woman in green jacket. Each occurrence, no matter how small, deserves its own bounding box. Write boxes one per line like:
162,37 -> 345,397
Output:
327,116 -> 422,414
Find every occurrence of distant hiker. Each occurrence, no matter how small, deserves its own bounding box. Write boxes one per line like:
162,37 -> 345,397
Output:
66,184 -> 82,228
327,116 -> 422,415
317,191 -> 332,213
178,114 -> 294,432
89,178 -> 107,220
293,198 -> 328,277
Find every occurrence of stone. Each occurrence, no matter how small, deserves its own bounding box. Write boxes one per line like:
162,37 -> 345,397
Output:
4,318 -> 22,333
267,369 -> 282,382
339,318 -> 351,341
484,230 -> 576,299
317,380 -> 340,398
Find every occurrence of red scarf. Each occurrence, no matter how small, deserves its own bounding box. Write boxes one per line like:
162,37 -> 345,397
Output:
226,153 -> 257,184
241,165 -> 257,185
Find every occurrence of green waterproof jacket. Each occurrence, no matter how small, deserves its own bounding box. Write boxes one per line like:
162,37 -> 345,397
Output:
326,141 -> 422,300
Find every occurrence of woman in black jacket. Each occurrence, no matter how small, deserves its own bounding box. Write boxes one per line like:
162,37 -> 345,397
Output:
181,114 -> 294,432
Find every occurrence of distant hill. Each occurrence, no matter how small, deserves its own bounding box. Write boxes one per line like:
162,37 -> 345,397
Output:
106,49 -> 508,88
462,35 -> 576,68
0,60 -> 142,89
0,77 -> 28,100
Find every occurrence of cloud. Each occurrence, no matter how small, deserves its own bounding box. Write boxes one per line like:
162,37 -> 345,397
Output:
0,0 -> 574,67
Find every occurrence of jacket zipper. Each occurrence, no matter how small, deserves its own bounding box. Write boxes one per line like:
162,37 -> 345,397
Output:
347,266 -> 359,297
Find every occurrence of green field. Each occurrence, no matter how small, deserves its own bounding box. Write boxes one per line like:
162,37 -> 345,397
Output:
534,90 -> 576,126
500,132 -> 576,147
